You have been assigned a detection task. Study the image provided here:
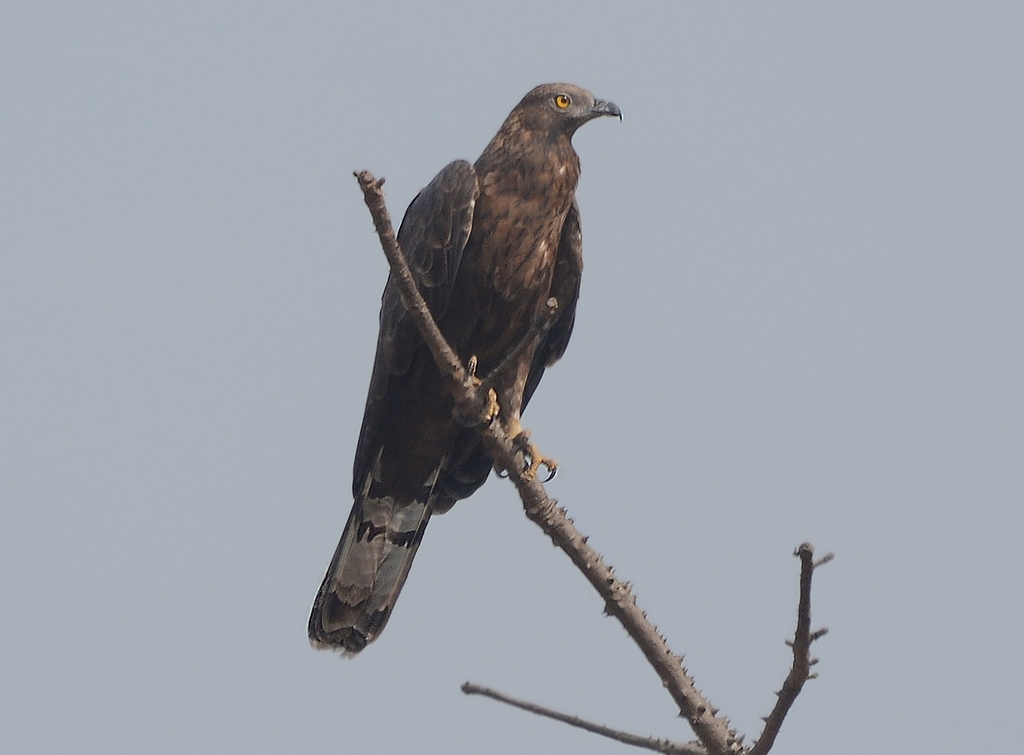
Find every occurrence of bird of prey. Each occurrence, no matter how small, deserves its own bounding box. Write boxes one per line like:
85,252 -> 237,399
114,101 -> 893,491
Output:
309,83 -> 620,654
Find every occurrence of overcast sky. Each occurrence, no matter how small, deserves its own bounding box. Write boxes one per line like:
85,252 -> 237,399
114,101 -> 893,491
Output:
2,3 -> 1022,754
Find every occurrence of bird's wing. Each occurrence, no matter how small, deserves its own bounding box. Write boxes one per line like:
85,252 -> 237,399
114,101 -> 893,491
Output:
352,160 -> 479,496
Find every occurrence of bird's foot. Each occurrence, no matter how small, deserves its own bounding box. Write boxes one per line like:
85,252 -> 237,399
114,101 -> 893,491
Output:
522,442 -> 558,483
456,356 -> 500,428
510,426 -> 558,483
480,388 -> 500,426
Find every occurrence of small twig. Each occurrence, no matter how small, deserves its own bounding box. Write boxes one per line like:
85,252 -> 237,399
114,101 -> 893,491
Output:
462,682 -> 704,755
748,543 -> 831,755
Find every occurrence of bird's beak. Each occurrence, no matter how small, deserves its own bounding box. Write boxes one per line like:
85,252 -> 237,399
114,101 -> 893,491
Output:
590,99 -> 622,121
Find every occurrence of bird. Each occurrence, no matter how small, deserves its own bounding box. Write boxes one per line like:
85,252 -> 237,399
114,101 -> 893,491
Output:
309,83 -> 620,654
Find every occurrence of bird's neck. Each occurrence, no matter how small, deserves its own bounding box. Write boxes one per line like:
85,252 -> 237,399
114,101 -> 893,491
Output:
475,123 -> 581,199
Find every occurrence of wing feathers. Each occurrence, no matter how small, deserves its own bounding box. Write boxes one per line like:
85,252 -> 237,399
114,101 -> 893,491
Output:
352,161 -> 479,499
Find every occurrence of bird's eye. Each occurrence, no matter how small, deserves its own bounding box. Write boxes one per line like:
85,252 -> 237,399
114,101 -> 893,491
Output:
555,94 -> 571,109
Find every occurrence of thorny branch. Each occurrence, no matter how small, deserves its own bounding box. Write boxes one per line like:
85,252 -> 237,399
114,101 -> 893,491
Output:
354,172 -> 466,385
749,545 -> 832,755
354,170 -> 828,755
461,547 -> 832,754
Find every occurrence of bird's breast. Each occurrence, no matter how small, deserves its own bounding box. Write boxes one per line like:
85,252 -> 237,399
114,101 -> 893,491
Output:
468,170 -> 573,301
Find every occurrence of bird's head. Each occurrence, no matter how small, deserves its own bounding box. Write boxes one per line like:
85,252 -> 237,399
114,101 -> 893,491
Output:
508,83 -> 622,138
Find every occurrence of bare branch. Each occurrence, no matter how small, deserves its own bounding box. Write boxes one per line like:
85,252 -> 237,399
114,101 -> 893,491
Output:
748,543 -> 831,755
354,170 -> 767,755
462,682 -> 704,755
481,455 -> 740,755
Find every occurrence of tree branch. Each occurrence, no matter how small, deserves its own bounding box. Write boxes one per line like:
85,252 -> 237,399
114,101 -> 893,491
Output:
748,545 -> 831,755
462,682 -> 703,755
354,171 -> 466,385
353,170 -> 825,755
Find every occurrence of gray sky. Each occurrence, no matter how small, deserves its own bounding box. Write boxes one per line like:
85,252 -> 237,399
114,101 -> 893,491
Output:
2,3 -> 1022,753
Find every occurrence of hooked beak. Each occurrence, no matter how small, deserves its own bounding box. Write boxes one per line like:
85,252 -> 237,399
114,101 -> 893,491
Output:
590,98 -> 622,121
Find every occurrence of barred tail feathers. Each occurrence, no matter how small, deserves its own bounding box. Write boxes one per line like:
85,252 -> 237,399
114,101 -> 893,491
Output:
308,461 -> 441,655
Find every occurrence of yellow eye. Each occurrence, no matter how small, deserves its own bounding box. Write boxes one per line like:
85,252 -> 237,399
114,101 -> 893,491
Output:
555,94 -> 571,109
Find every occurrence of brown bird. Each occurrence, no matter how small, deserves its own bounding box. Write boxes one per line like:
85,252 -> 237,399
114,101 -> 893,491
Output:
309,83 -> 620,654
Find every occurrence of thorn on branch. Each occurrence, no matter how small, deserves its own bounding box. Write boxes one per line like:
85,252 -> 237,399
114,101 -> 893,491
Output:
814,553 -> 835,569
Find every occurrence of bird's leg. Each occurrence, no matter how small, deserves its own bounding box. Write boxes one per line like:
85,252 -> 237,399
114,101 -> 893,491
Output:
503,416 -> 558,483
478,298 -> 559,395
455,355 -> 500,428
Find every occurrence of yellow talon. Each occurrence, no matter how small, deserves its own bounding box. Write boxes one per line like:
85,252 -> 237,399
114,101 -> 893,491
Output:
482,387 -> 499,426
458,357 -> 501,428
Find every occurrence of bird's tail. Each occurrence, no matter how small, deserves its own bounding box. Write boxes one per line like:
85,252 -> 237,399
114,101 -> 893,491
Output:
308,460 -> 441,655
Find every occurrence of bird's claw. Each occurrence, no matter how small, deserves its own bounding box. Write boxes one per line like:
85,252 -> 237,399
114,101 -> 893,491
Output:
478,387 -> 499,427
457,356 -> 500,428
524,445 -> 558,483
511,430 -> 558,483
